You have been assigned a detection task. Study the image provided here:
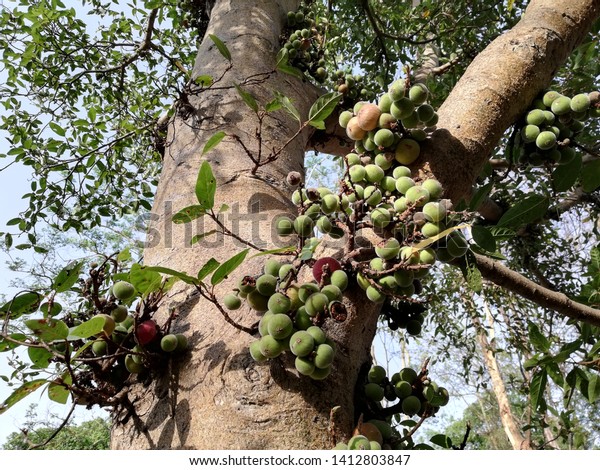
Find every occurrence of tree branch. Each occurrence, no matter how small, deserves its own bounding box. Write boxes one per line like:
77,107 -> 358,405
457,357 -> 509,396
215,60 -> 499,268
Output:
472,252 -> 600,326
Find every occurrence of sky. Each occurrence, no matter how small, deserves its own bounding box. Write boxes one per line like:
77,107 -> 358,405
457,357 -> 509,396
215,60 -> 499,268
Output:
0,159 -> 110,444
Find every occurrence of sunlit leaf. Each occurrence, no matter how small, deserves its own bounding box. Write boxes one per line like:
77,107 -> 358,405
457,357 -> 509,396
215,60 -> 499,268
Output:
24,319 -> 69,342
197,258 -> 220,281
53,261 -> 83,293
308,91 -> 342,123
48,373 -> 72,405
211,249 -> 250,285
69,316 -> 106,339
202,131 -> 226,156
195,161 -> 216,210
235,83 -> 259,113
129,263 -> 163,295
0,379 -> 48,415
172,205 -> 206,224
208,34 -> 231,61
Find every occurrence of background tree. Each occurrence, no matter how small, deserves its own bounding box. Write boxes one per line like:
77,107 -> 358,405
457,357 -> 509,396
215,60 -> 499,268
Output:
1,0 -> 599,450
2,404 -> 110,450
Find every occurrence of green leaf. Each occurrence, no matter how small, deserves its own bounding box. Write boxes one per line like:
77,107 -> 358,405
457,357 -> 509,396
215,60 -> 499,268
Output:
211,249 -> 250,285
208,34 -> 231,61
234,83 -> 259,113
308,120 -> 326,130
553,339 -> 582,362
469,181 -> 494,211
250,245 -> 296,258
49,121 -> 65,136
300,238 -> 321,261
197,258 -> 220,281
28,347 -> 53,368
274,92 -> 301,124
471,225 -> 496,252
413,223 -> 470,250
488,226 -> 516,240
172,205 -> 206,224
53,261 -> 83,293
277,62 -> 305,81
530,369 -> 548,412
117,248 -> 132,262
430,434 -> 453,449
528,321 -> 550,353
69,316 -> 106,339
218,204 -> 230,213
523,355 -> 540,370
4,233 -> 12,249
0,379 -> 48,415
195,74 -> 213,87
265,98 -> 282,113
141,266 -> 198,285
195,161 -> 216,210
24,319 -> 69,342
191,230 -> 218,245
0,292 -> 42,319
129,263 -> 163,296
497,194 -> 549,228
48,373 -> 72,405
0,333 -> 27,353
581,159 -> 600,193
588,372 -> 600,404
308,91 -> 342,123
465,260 -> 483,294
552,153 -> 582,192
275,48 -> 289,68
202,131 -> 226,156
545,362 -> 564,387
566,367 -> 588,398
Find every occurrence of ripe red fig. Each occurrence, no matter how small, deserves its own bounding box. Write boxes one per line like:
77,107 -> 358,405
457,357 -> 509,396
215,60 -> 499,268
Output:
312,257 -> 342,284
136,320 -> 158,345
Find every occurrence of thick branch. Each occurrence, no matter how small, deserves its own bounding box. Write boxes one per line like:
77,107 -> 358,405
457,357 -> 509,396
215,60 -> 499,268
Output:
473,253 -> 600,326
422,0 -> 600,203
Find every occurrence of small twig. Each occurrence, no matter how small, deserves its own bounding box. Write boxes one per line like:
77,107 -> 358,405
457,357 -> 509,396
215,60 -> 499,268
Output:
26,401 -> 77,450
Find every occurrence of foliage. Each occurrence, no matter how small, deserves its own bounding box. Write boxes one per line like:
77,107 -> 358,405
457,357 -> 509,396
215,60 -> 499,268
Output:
2,405 -> 110,449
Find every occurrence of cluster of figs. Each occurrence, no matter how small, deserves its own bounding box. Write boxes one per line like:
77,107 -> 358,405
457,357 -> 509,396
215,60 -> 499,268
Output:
219,77 -> 472,378
281,5 -> 329,83
223,257 -> 348,380
89,280 -> 187,376
334,365 -> 449,450
515,89 -> 600,165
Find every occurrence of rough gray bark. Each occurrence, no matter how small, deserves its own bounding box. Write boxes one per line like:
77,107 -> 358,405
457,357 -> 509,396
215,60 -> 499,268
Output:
111,0 -> 380,449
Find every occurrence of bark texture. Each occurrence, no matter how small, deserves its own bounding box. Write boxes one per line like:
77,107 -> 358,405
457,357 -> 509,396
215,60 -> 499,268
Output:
111,0 -> 380,449
423,0 -> 600,202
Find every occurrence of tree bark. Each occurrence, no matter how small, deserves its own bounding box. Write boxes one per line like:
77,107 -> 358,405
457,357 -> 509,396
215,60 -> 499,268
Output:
111,0 -> 380,449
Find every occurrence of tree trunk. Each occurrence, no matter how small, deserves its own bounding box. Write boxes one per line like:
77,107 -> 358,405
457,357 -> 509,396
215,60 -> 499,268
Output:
111,0 -> 379,449
110,0 -> 600,450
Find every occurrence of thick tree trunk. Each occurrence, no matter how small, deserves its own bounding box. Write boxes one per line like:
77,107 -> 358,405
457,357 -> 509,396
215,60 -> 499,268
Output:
111,0 -> 379,449
109,0 -> 600,450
